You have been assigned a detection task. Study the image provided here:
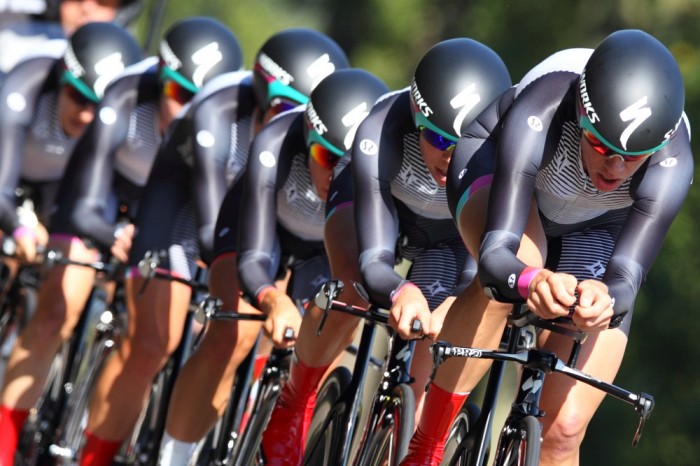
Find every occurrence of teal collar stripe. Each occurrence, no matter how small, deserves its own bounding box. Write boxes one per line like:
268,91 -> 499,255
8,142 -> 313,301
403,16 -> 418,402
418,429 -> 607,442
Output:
268,80 -> 309,105
61,71 -> 99,103
160,66 -> 199,94
307,129 -> 345,156
414,111 -> 458,143
579,115 -> 669,156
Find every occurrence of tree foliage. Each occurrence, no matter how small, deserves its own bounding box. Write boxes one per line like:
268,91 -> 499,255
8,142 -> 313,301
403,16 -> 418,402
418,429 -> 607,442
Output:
132,0 -> 700,463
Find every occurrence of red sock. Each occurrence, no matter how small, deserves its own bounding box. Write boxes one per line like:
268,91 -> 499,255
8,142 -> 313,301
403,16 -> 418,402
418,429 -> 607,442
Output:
79,430 -> 122,466
0,404 -> 30,466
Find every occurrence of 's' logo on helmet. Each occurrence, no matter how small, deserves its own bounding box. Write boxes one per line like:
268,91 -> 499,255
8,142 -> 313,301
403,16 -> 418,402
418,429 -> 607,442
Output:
450,83 -> 481,136
192,42 -> 223,88
307,54 -> 336,91
341,102 -> 369,150
93,52 -> 125,99
619,96 -> 652,150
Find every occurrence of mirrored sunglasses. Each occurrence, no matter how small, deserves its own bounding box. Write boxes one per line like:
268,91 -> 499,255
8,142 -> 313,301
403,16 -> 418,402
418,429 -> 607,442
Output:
162,79 -> 195,105
309,143 -> 341,169
420,126 -> 456,152
582,129 -> 653,162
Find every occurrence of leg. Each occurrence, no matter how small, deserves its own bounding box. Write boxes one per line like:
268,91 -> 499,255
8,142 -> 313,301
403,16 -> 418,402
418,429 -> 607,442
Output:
81,276 -> 191,465
261,207 -> 365,466
0,238 -> 97,464
162,255 -> 262,445
536,328 -> 627,466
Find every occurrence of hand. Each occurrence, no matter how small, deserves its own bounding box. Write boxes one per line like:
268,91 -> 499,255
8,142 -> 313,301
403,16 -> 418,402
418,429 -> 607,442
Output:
260,287 -> 301,348
426,296 -> 454,338
12,223 -> 47,263
389,283 -> 434,340
527,270 -> 577,320
571,279 -> 614,332
111,223 -> 135,263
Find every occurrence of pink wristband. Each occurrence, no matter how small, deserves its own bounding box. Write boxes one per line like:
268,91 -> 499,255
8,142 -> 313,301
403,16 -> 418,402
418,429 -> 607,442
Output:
390,282 -> 420,304
12,226 -> 36,241
517,267 -> 542,299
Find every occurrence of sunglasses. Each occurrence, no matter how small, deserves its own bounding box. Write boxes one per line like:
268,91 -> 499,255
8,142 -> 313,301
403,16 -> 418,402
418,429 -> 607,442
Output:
581,129 -> 653,162
64,84 -> 97,107
267,97 -> 299,116
419,126 -> 456,152
309,143 -> 341,169
162,79 -> 195,105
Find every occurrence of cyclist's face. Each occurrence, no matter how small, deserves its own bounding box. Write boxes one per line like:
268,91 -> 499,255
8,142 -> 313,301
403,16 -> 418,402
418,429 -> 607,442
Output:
580,134 -> 649,192
58,84 -> 96,138
60,0 -> 121,36
419,129 -> 455,187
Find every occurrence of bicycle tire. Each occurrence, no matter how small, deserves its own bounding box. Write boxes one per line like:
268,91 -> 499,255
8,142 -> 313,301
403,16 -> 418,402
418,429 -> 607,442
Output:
441,401 -> 481,466
492,415 -> 541,466
303,366 -> 352,466
357,382 -> 415,466
233,354 -> 293,466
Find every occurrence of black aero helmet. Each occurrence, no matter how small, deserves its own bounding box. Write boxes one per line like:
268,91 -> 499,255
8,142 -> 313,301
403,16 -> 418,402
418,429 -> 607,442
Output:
60,22 -> 142,103
305,68 -> 389,160
578,29 -> 684,156
253,28 -> 350,110
410,38 -> 511,142
159,17 -> 243,94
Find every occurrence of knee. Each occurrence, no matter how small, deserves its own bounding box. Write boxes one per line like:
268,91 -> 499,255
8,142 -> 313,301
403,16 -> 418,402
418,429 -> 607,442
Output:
541,408 -> 588,461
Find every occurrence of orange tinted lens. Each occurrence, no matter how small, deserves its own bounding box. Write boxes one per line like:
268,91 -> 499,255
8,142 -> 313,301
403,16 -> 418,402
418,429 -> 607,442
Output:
582,129 -> 652,162
309,143 -> 339,169
163,80 -> 194,105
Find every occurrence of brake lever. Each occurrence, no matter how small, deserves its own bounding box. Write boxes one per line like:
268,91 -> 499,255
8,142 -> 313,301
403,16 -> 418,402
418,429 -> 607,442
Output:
632,392 -> 654,447
315,280 -> 344,336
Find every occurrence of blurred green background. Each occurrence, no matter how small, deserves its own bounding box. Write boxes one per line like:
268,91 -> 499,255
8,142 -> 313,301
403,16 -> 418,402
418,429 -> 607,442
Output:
132,1 -> 700,464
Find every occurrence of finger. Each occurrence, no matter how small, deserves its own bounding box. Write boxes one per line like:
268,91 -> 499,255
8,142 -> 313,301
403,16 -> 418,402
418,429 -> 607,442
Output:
549,275 -> 577,307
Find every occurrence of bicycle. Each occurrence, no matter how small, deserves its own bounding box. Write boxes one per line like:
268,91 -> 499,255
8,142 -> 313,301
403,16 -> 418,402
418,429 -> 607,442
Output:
432,304 -> 655,466
302,279 -> 422,466
18,249 -> 122,466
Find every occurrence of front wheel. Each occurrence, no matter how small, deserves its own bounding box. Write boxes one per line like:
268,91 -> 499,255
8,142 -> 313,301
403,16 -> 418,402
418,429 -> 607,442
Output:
358,383 -> 415,466
491,415 -> 541,466
303,366 -> 352,466
441,402 -> 481,466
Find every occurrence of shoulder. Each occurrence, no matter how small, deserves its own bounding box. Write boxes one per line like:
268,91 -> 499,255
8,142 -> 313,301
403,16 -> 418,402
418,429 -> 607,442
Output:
515,48 -> 592,98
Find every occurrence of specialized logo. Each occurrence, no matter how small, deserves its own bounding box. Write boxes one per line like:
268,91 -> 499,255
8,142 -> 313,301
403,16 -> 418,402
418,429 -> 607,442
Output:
191,42 -> 223,88
619,96 -> 651,150
521,376 -> 543,394
93,52 -> 126,99
450,83 -> 481,136
396,345 -> 412,363
341,102 -> 369,150
428,280 -> 448,297
410,80 -> 433,117
306,102 -> 327,135
159,40 -> 182,70
307,53 -> 336,90
257,52 -> 293,85
578,71 -> 599,123
585,260 -> 606,279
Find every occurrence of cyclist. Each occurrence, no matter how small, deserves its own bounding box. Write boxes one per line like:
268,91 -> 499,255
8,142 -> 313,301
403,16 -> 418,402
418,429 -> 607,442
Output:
261,38 -> 512,466
415,29 -> 693,466
156,30 -> 351,465
0,20 -> 141,466
0,0 -> 143,81
76,28 -> 346,466
236,67 -> 389,466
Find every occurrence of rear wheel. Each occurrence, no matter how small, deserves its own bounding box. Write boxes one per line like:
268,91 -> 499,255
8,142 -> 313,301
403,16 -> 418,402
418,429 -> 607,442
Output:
492,415 -> 541,466
303,366 -> 352,466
